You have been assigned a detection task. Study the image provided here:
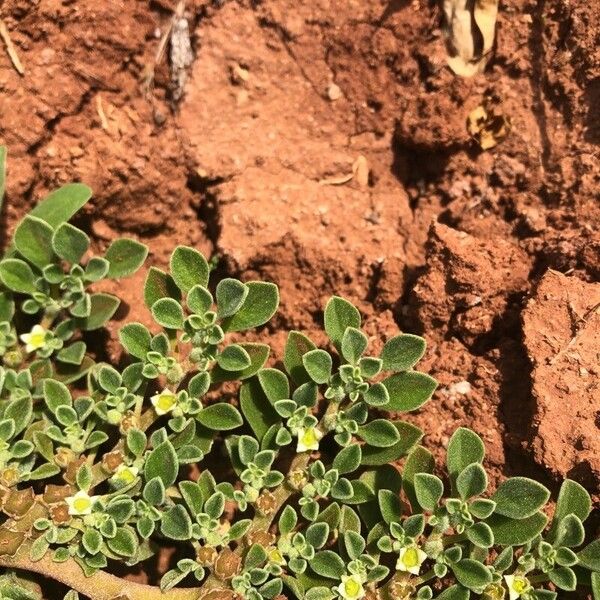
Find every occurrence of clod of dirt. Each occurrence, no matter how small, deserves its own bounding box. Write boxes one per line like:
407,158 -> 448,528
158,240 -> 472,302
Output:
522,270 -> 600,492
407,222 -> 531,349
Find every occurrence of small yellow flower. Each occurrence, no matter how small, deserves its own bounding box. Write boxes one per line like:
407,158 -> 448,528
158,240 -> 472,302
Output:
504,575 -> 531,600
19,324 -> 47,353
396,546 -> 427,575
151,389 -> 177,416
267,548 -> 286,566
296,427 -> 322,452
337,575 -> 365,600
111,464 -> 139,485
65,490 -> 99,516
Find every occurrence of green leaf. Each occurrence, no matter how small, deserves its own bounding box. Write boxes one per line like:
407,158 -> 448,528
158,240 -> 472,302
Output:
104,238 -> 148,278
333,445 -> 362,475
592,572 -> 600,600
311,551 -> 346,579
284,331 -> 317,385
258,368 -> 290,403
77,293 -> 120,330
144,267 -> 181,308
216,278 -> 248,318
302,349 -> 332,384
378,489 -> 402,524
161,505 -> 193,540
436,585 -> 470,600
170,246 -> 209,292
187,285 -> 212,315
14,215 -> 55,268
143,477 -> 166,506
221,281 -> 279,332
107,526 -> 138,557
456,463 -> 488,500
341,327 -> 368,364
28,183 -> 91,228
204,492 -> 225,519
324,296 -> 361,348
145,440 -> 178,488
485,511 -> 548,545
279,505 -> 298,535
119,323 -> 152,359
577,540 -> 600,572
211,343 -> 270,383
414,473 -> 444,511
466,522 -> 494,548
43,379 -> 72,413
382,371 -> 437,412
343,531 -> 366,560
491,477 -> 550,519
0,291 -> 14,321
196,403 -> 243,431
0,258 -> 37,293
240,379 -> 279,441
357,419 -> 400,447
306,523 -> 329,549
447,428 -> 485,488
360,421 -> 423,466
452,559 -> 492,591
550,479 -> 592,533
82,528 -> 102,555
56,342 -> 86,365
52,223 -> 90,264
554,514 -> 585,548
152,298 -> 185,329
548,567 -> 577,591
402,445 -> 435,512
6,396 -> 32,436
217,344 -> 252,371
381,333 -> 427,371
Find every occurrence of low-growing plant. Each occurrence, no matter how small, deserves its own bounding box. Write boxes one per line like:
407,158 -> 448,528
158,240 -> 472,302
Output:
0,150 -> 598,600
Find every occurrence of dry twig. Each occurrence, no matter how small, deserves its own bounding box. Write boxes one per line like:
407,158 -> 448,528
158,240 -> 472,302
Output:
0,20 -> 25,76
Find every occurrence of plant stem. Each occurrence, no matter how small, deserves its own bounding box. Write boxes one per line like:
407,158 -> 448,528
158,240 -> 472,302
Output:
0,549 -> 203,600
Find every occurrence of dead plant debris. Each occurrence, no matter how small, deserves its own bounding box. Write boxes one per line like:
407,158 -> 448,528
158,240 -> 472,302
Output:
467,92 -> 511,150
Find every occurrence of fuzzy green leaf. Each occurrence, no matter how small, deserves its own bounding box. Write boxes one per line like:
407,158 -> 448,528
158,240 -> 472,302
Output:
240,379 -> 279,441
333,445 -> 362,475
452,559 -> 492,591
551,479 -> 592,533
43,379 -> 72,413
311,551 -> 346,579
107,526 -> 139,557
485,511 -> 548,545
170,246 -> 209,292
56,342 -> 86,365
216,278 -> 248,318
119,323 -> 152,359
217,344 -> 252,371
221,281 -> 279,332
414,473 -> 444,511
29,184 -> 91,229
14,215 -> 55,268
302,349 -> 332,384
145,440 -> 178,488
196,403 -> 243,431
279,506 -> 298,535
341,327 -> 368,364
161,505 -> 193,540
357,419 -> 400,448
492,477 -> 550,519
284,330 -> 317,385
436,585 -> 470,600
52,223 -> 90,264
361,421 -> 423,466
381,371 -> 437,412
144,267 -> 181,308
258,368 -> 290,404
447,428 -> 485,488
577,540 -> 600,572
378,489 -> 402,523
402,445 -> 435,512
381,334 -> 426,371
466,522 -> 494,548
456,463 -> 488,500
0,258 -> 37,293
77,293 -> 120,330
324,296 -> 361,348
549,567 -> 577,591
152,298 -> 185,329
211,343 -> 270,383
104,238 -> 148,279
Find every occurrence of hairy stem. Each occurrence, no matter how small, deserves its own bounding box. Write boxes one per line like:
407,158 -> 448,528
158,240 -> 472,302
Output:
0,549 -> 203,600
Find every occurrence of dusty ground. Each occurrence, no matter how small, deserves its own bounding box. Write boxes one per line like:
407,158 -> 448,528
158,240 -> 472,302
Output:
0,0 -> 599,587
